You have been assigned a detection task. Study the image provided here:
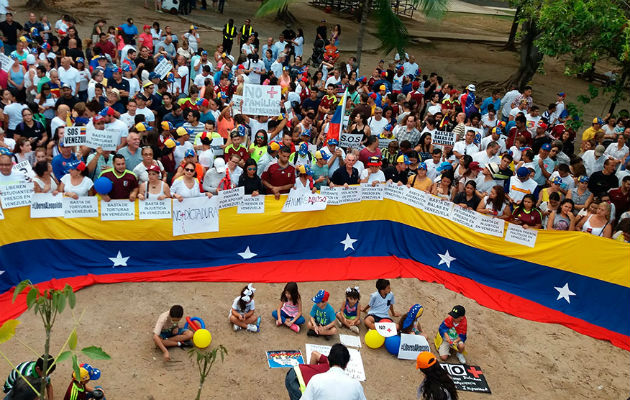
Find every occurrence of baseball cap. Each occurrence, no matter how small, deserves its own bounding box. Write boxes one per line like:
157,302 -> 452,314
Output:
402,304 -> 424,330
593,117 -> 604,125
184,149 -> 196,158
268,142 -> 281,152
25,54 -> 36,65
197,98 -> 210,107
314,150 -> 330,161
436,161 -> 452,172
213,157 -> 226,173
578,175 -> 589,183
61,82 -> 71,89
190,25 -> 198,30
367,156 -> 382,167
0,147 -> 13,156
416,351 -> 436,370
136,93 -> 148,101
491,127 -> 503,136
448,305 -> 466,319
541,143 -> 551,151
327,138 -> 339,145
469,161 -> 481,171
312,290 -> 329,303
379,85 -> 386,91
149,71 -> 160,80
537,121 -> 548,130
418,161 -> 427,170
297,164 -> 312,175
67,160 -> 86,171
298,142 -> 309,156
73,367 -> 90,381
557,92 -> 566,97
466,84 -> 476,92
516,166 -> 530,177
594,144 -> 605,156
552,176 -> 563,185
163,138 -> 176,149
143,24 -> 151,30
201,50 -> 208,56
135,122 -> 153,132
397,155 -> 411,165
99,107 -> 115,117
92,115 -> 105,123
30,27 -> 40,36
161,121 -> 174,131
76,57 -> 85,64
176,127 -> 190,137
147,164 -> 161,173
412,81 -> 420,90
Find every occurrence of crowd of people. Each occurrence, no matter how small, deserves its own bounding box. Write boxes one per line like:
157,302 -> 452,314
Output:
0,12 -> 628,240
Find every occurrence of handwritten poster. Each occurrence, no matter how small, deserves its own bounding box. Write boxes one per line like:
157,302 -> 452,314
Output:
63,197 -> 99,219
383,182 -> 409,203
339,132 -> 363,150
242,84 -> 281,116
172,196 -> 219,236
63,126 -> 87,146
504,223 -> 538,247
360,183 -> 384,201
218,187 -> 244,209
100,200 -> 135,221
0,182 -> 33,209
282,189 -> 328,212
423,195 -> 454,219
398,334 -> 432,361
449,205 -> 480,231
305,344 -> 365,381
319,186 -> 340,205
139,199 -> 172,220
237,195 -> 265,214
338,185 -> 362,204
432,130 -> 456,146
474,214 -> 505,237
85,127 -> 118,151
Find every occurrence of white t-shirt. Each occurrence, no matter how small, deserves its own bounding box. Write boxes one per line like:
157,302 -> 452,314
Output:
198,149 -> 214,169
132,161 -> 165,183
119,112 -> 137,129
173,141 -> 194,166
105,119 -> 130,146
231,296 -> 255,315
360,169 -> 385,184
171,177 -> 202,198
50,116 -> 66,138
471,150 -> 500,169
125,77 -> 141,99
246,60 -> 265,85
479,135 -> 506,154
453,141 -> 479,157
526,113 -> 541,134
508,176 -> 538,203
136,106 -> 155,123
58,66 -> 80,95
60,175 -> 94,196
175,65 -> 189,95
368,117 -> 389,137
604,143 -> 629,161
183,32 -> 199,53
4,103 -> 27,130
194,73 -> 212,88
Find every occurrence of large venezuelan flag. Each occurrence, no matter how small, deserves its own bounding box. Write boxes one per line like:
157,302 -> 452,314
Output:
0,197 -> 628,350
326,89 -> 347,142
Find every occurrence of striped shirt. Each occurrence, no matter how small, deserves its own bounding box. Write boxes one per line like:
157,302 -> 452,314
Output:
3,361 -> 39,393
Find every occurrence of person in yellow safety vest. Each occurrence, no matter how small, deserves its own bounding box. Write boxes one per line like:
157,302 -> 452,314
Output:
239,19 -> 254,47
222,19 -> 236,52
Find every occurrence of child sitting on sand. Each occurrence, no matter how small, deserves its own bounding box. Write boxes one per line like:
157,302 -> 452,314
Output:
438,305 -> 468,364
307,290 -> 338,338
272,282 -> 304,333
362,279 -> 400,329
152,305 -> 194,361
229,283 -> 261,333
336,286 -> 361,334
398,304 -> 425,337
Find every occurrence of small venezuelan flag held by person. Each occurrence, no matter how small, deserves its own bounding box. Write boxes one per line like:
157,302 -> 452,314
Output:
327,89 -> 347,142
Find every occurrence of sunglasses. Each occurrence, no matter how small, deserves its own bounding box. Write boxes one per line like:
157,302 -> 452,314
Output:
256,136 -> 265,139
247,167 -> 257,171
185,168 -> 195,172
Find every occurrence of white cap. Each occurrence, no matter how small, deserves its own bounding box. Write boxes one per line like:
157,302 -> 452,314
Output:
213,157 -> 226,173
467,84 -> 476,92
227,55 -> 235,62
26,54 -> 36,65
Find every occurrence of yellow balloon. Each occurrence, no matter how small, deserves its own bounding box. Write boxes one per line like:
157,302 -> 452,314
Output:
193,329 -> 212,348
365,329 -> 385,349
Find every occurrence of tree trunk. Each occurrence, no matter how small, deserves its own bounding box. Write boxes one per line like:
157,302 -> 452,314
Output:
504,19 -> 542,91
355,0 -> 370,67
608,69 -> 628,115
504,6 -> 520,51
275,5 -> 296,24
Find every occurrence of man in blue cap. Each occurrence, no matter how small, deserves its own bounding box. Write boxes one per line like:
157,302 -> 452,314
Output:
320,138 -> 345,177
508,166 -> 537,206
384,154 -> 412,185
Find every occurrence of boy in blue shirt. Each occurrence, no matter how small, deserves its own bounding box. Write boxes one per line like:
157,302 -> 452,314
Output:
362,279 -> 400,330
307,290 -> 338,339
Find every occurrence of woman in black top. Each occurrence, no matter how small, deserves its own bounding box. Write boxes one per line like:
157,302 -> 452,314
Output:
453,180 -> 481,210
238,159 -> 265,195
15,107 -> 47,147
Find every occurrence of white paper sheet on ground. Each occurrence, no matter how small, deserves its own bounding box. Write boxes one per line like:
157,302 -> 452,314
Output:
305,343 -> 366,381
339,334 -> 362,348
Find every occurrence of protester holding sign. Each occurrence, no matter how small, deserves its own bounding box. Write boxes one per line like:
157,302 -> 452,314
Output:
99,154 -> 138,201
32,161 -> 58,194
262,145 -> 296,199
58,160 -> 93,198
171,161 -> 212,202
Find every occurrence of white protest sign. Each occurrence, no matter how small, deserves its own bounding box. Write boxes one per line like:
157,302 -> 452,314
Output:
218,186 -> 244,209
282,189 -> 328,212
63,126 -> 87,146
360,183 -> 384,201
339,132 -> 363,150
232,94 -> 243,113
432,130 -> 456,146
0,182 -> 33,209
423,195 -> 454,219
154,57 -> 174,79
339,334 -> 362,348
139,199 -> 172,220
405,187 -> 429,210
375,322 -> 398,338
242,84 -> 281,116
63,197 -> 99,218
338,185 -> 362,204
378,137 -> 394,150
319,186 -> 340,205
12,161 -> 34,182
100,200 -> 135,220
172,196 -> 219,236
504,223 -> 538,248
383,182 -> 409,203
474,214 -> 505,237
398,334 -> 431,361
211,136 -> 225,157
237,195 -> 265,214
30,193 -> 64,218
449,205 -> 480,231
85,127 -> 118,151
0,205 -> 4,220
0,53 -> 12,72
305,344 -> 365,381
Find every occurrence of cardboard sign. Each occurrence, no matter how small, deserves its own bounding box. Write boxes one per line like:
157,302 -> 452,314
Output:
0,182 -> 33,209
100,200 -> 135,221
210,136 -> 225,157
282,189 -> 328,212
360,183 -> 384,201
397,334 -> 431,360
449,205 -> 480,231
139,199 -> 172,220
63,197 -> 99,219
172,196 -> 219,236
305,344 -> 365,381
63,126 -> 87,146
339,132 -> 363,150
504,223 -> 538,247
338,185 -> 362,204
474,214 -> 505,237
85,127 -> 118,151
375,322 -> 398,338
242,84 -> 281,116
432,130 -> 456,146
319,186 -> 340,205
154,57 -> 174,80
12,161 -> 34,182
218,186 -> 244,209
30,193 -> 64,218
0,53 -> 12,72
237,195 -> 265,214
265,350 -> 304,368
441,363 -> 491,394
423,195 -> 454,219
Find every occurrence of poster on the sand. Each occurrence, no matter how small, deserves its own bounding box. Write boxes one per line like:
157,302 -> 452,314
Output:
266,350 -> 304,368
441,363 -> 491,393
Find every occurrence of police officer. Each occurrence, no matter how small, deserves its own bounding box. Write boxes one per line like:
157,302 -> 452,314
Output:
239,19 -> 254,48
222,19 -> 236,54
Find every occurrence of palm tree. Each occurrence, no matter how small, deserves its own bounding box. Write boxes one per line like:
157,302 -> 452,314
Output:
255,0 -> 448,66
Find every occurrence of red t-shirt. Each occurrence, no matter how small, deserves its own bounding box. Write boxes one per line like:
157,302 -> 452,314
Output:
298,354 -> 329,385
609,189 -> 629,214
100,169 -> 138,199
512,208 -> 542,226
319,95 -> 337,111
224,144 -> 249,163
507,127 -> 532,148
261,163 -> 296,193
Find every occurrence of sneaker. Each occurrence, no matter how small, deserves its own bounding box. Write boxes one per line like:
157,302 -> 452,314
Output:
233,324 -> 242,332
290,324 -> 300,333
180,340 -> 193,348
307,329 -> 318,337
349,325 -> 360,334
247,324 -> 259,333
256,316 -> 261,330
456,352 -> 466,364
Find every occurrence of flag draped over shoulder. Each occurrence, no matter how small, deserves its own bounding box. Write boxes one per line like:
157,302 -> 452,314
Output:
327,89 -> 347,142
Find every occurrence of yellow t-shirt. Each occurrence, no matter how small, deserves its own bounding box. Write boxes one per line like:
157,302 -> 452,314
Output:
410,174 -> 433,192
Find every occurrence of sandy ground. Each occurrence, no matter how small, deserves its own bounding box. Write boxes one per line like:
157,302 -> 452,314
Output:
1,279 -> 629,399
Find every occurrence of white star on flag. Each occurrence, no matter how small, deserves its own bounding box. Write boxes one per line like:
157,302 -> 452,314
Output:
0,270 -> 4,276
238,246 -> 257,259
109,251 -> 129,268
340,234 -> 358,251
437,250 -> 456,268
554,283 -> 576,303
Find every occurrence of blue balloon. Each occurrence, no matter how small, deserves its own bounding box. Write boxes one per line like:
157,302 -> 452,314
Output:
94,177 -> 113,195
384,335 -> 401,356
